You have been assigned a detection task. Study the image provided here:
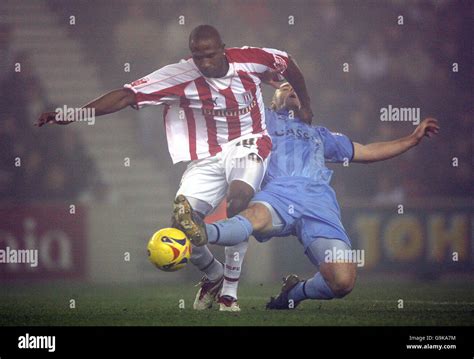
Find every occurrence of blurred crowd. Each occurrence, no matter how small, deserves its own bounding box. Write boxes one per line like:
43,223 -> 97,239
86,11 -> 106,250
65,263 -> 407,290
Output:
0,24 -> 103,203
2,0 -> 472,203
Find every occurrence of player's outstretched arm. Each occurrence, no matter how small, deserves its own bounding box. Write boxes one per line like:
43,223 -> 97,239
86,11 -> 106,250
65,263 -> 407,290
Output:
283,55 -> 313,124
35,88 -> 136,127
352,118 -> 440,163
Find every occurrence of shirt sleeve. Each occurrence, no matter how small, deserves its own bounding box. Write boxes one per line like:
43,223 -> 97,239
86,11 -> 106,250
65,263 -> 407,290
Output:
319,127 -> 354,163
228,47 -> 290,75
124,62 -> 189,109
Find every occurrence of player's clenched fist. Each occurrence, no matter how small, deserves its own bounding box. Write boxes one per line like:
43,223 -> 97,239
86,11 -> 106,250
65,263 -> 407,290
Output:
412,117 -> 440,144
35,112 -> 73,127
259,70 -> 283,89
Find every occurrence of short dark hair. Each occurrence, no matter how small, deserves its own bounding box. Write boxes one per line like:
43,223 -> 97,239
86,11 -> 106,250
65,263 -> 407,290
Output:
189,25 -> 223,47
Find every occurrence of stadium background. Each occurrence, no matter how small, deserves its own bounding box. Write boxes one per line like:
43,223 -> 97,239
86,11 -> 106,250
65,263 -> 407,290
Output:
0,0 -> 472,321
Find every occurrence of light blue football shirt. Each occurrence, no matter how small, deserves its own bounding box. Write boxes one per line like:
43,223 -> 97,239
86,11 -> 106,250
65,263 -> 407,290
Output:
263,108 -> 354,186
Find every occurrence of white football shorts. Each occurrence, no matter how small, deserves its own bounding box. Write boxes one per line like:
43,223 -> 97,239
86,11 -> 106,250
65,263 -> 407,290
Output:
176,133 -> 271,214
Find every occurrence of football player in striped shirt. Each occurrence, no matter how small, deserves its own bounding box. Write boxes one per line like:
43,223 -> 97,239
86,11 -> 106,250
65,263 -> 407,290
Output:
36,25 -> 313,311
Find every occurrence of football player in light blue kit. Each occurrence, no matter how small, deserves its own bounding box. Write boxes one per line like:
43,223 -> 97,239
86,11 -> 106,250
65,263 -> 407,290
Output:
174,82 -> 439,309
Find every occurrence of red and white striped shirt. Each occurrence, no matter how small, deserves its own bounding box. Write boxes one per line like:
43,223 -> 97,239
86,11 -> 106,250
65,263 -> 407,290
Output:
124,47 -> 289,163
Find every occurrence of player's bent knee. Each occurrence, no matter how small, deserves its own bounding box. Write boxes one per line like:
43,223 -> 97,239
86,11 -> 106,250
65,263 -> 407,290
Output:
227,180 -> 255,217
227,196 -> 251,217
227,188 -> 254,217
242,203 -> 271,233
321,263 -> 356,298
331,276 -> 355,298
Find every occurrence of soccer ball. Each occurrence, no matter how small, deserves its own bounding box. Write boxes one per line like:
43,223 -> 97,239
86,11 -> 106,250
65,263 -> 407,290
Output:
147,228 -> 191,272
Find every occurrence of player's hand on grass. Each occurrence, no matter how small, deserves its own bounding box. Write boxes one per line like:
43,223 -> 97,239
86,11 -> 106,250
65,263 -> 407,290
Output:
412,117 -> 440,144
35,112 -> 73,127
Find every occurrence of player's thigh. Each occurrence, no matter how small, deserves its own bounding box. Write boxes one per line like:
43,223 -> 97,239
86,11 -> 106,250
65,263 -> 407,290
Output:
226,155 -> 265,209
176,157 -> 227,215
226,155 -> 266,216
250,185 -> 298,241
224,137 -> 269,195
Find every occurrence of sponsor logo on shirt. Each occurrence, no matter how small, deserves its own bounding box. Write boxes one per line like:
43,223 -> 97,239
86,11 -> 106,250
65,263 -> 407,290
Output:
131,77 -> 150,87
201,99 -> 258,117
274,127 -> 319,142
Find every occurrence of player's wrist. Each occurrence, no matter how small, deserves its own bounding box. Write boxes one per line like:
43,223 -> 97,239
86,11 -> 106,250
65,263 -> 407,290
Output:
407,132 -> 420,146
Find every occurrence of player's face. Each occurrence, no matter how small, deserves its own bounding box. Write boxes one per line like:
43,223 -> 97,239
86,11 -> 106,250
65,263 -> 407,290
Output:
273,83 -> 301,112
190,39 -> 227,78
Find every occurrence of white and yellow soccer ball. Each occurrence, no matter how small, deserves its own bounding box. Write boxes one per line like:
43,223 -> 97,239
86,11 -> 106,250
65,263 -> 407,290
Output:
147,228 -> 192,272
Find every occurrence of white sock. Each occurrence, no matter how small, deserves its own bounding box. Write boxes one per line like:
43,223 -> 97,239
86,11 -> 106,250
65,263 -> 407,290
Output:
190,245 -> 223,282
221,240 -> 249,299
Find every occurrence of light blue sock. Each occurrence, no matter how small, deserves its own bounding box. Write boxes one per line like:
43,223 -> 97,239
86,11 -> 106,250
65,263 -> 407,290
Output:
206,215 -> 253,246
288,272 -> 335,302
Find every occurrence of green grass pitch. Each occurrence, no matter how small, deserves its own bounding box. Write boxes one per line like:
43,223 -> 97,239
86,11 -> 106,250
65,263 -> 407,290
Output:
1,278 -> 473,326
